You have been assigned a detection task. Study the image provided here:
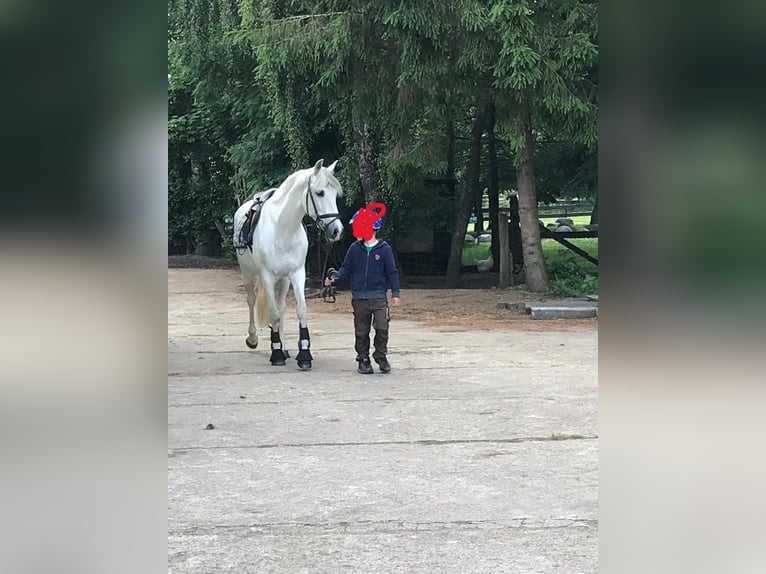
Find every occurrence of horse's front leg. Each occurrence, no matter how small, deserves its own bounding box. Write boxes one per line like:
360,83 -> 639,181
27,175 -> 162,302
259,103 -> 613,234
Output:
290,267 -> 312,370
260,273 -> 287,366
275,277 -> 291,359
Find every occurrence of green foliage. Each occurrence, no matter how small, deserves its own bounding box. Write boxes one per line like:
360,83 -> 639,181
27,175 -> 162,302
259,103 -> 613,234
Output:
168,0 -> 294,253
167,0 -> 599,263
491,0 -> 598,154
536,142 -> 597,202
543,239 -> 599,297
549,272 -> 598,298
457,238 -> 600,297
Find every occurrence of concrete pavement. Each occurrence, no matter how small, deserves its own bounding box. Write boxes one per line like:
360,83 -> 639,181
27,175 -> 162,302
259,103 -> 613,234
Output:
168,269 -> 598,573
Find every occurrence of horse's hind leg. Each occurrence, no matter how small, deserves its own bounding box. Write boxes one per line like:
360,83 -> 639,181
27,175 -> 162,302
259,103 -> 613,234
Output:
244,280 -> 258,349
289,267 -> 313,370
237,246 -> 260,349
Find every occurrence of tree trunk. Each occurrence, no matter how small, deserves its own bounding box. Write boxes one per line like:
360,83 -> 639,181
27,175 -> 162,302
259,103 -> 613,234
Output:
194,229 -> 216,256
353,120 -> 384,204
446,106 -> 486,287
446,121 -> 456,191
487,101 -> 500,271
515,101 -> 549,292
509,194 -> 523,272
498,212 -> 510,288
474,192 -> 484,234
213,219 -> 228,245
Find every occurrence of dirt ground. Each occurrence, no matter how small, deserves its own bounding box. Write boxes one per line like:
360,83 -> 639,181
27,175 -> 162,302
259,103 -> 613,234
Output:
313,288 -> 597,332
169,256 -> 597,332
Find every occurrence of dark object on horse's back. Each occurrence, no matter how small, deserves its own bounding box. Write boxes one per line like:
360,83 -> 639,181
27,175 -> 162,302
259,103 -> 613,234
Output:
238,188 -> 277,249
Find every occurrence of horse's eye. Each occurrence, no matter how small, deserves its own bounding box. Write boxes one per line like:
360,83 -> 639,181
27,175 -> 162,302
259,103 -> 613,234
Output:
316,190 -> 325,197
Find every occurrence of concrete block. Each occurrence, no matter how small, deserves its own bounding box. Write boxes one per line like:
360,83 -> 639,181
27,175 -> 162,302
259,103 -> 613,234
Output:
527,305 -> 597,320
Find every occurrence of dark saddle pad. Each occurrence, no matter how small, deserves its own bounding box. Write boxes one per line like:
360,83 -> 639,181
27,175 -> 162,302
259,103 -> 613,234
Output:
239,188 -> 277,249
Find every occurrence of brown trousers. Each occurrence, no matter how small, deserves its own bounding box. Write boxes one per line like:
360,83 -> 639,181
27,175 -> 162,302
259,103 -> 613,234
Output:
352,298 -> 389,361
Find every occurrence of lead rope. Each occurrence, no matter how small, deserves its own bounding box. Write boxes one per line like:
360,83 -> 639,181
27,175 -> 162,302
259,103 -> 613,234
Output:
320,239 -> 336,303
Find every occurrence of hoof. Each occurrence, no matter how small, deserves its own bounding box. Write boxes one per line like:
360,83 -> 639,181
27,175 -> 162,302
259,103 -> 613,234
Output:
284,350 -> 290,359
270,348 -> 287,366
298,361 -> 312,370
245,338 -> 258,349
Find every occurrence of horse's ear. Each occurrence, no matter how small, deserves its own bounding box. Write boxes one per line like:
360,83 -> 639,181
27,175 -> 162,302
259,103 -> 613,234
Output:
313,159 -> 324,173
327,160 -> 338,174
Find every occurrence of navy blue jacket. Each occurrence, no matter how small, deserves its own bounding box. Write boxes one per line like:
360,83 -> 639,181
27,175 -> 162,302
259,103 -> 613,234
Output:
332,239 -> 401,300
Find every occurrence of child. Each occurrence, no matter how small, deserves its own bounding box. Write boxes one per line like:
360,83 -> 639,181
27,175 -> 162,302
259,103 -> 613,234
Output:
325,206 -> 401,374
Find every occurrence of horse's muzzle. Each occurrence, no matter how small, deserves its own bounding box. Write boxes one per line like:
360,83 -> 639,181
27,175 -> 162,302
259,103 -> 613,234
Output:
326,224 -> 344,242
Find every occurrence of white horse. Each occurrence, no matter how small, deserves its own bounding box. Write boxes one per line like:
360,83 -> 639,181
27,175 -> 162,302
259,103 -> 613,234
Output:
233,159 -> 344,369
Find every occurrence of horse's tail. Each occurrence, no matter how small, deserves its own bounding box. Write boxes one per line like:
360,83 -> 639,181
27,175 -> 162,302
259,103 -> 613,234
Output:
255,276 -> 270,328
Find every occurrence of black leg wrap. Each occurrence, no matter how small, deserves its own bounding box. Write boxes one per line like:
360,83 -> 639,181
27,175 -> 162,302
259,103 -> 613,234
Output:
270,348 -> 287,364
296,326 -> 313,365
296,348 -> 313,363
270,327 -> 286,365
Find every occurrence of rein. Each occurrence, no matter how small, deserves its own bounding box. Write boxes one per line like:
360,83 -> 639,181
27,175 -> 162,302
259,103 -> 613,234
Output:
321,267 -> 337,303
305,176 -> 341,303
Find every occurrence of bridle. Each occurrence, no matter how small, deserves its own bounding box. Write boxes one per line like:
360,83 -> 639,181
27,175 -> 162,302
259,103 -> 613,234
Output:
305,176 -> 341,232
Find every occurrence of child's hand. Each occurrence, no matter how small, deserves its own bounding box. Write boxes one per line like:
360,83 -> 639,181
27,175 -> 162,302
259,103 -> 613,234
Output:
324,277 -> 335,286
391,297 -> 400,307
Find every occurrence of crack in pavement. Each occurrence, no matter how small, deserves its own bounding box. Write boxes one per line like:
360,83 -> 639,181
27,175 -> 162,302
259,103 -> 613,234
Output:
168,517 -> 598,537
168,434 -> 597,455
168,395 -> 568,407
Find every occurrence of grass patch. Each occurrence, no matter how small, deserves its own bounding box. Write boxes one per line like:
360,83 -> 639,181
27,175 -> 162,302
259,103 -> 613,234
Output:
461,242 -> 491,266
543,237 -> 599,260
543,238 -> 598,297
459,237 -> 599,297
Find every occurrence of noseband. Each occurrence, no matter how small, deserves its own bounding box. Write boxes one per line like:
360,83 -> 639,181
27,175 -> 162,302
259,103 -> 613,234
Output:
305,177 -> 341,231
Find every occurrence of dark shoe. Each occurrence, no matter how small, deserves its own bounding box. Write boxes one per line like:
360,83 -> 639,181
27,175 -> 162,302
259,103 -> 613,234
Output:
357,358 -> 373,374
375,357 -> 391,373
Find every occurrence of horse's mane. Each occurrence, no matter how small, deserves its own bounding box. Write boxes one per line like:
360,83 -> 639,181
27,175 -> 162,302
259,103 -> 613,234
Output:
274,171 -> 301,197
273,167 -> 343,199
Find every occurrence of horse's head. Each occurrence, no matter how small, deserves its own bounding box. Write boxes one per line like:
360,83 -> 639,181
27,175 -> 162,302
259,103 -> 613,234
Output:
305,159 -> 344,242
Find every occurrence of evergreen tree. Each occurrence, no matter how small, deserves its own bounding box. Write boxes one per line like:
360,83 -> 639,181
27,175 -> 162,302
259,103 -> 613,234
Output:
167,0 -> 598,292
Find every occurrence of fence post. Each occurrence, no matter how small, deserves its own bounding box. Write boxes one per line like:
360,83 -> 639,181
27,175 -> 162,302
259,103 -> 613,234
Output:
498,212 -> 510,288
